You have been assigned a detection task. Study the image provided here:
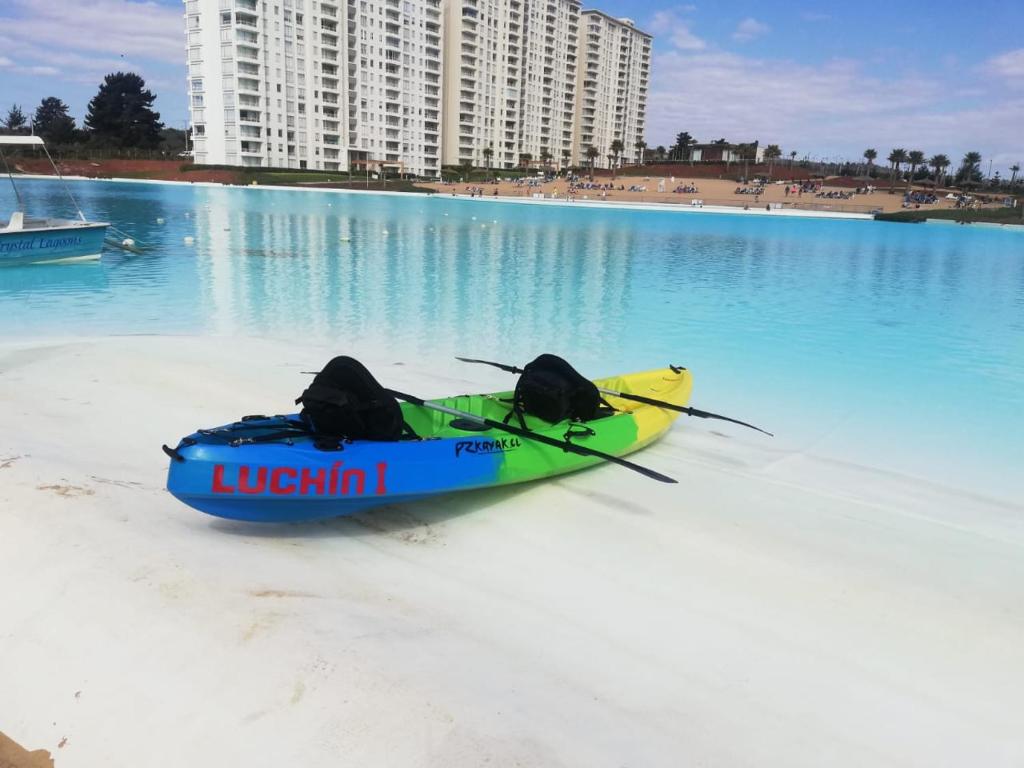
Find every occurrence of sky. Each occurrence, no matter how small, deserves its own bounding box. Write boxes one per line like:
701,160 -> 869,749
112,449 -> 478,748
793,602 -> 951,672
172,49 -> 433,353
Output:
1,0 -> 1022,172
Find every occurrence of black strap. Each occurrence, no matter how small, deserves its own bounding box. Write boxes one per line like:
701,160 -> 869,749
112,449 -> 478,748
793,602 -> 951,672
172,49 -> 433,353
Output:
563,424 -> 596,443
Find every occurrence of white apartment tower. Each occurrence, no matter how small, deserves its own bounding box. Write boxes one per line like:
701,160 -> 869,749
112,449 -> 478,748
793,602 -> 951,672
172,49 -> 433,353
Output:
347,0 -> 443,176
186,0 -> 649,174
517,0 -> 579,166
573,11 -> 650,169
442,0 -> 523,169
442,0 -> 580,170
184,0 -> 442,175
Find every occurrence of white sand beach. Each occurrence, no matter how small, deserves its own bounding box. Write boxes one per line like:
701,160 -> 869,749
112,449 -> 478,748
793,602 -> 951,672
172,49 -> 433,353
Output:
2,335 -> 1023,766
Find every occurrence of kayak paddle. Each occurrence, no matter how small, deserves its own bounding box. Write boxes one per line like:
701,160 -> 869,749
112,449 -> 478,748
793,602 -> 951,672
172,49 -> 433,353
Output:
455,356 -> 773,437
386,389 -> 677,484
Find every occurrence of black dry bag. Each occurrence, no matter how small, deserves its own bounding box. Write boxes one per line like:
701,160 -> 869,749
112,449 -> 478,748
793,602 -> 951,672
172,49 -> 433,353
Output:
295,356 -> 405,441
513,354 -> 603,423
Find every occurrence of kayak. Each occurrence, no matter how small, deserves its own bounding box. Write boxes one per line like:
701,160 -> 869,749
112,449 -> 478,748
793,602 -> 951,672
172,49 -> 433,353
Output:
165,365 -> 691,522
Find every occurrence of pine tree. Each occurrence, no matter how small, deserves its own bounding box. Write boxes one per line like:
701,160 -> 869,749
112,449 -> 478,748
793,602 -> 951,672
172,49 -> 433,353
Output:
2,104 -> 28,134
33,97 -> 77,144
84,72 -> 163,148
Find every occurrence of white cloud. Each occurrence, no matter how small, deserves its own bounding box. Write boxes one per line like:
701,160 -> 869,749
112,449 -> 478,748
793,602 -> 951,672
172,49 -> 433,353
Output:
650,10 -> 706,51
28,65 -> 59,76
645,48 -> 1022,166
0,0 -> 182,66
0,56 -> 13,67
984,49 -> 1024,83
732,18 -> 770,43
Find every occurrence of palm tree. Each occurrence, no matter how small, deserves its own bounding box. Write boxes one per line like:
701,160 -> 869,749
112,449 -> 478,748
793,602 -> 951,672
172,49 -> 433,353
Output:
928,154 -> 950,191
585,145 -> 599,181
789,150 -> 797,168
863,148 -> 877,178
539,147 -> 552,169
905,150 -> 925,193
561,147 -> 571,169
887,148 -> 907,191
1010,163 -> 1021,186
958,151 -> 982,186
519,152 -> 533,170
655,145 -> 666,161
482,144 -> 493,171
634,138 -> 647,165
609,139 -> 624,178
764,144 -> 782,180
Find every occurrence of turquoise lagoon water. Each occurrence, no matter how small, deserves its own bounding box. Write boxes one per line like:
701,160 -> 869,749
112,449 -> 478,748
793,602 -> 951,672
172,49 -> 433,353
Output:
1,179 -> 1022,501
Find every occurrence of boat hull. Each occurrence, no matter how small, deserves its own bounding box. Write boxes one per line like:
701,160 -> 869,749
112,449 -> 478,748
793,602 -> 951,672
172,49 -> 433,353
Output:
166,367 -> 692,523
0,222 -> 108,265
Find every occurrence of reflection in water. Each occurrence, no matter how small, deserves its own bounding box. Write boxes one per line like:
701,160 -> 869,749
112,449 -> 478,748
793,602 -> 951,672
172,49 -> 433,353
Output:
190,187 -> 634,361
1,179 -> 1023,500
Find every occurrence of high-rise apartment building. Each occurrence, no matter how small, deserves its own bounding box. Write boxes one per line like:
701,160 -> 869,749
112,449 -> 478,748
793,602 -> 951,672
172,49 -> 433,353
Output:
185,0 -> 649,175
573,11 -> 650,169
184,0 -> 442,175
517,0 -> 579,167
441,0 -> 522,169
346,0 -> 443,176
442,0 -> 581,170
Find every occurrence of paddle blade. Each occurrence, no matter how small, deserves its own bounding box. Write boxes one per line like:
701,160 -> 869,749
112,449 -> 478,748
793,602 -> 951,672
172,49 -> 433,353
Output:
455,357 -> 524,374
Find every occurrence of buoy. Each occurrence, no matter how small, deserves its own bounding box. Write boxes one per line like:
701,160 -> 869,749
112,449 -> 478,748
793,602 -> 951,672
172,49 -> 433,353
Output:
471,216 -> 477,220
443,213 -> 449,217
122,238 -> 135,247
156,217 -> 165,224
184,236 -> 195,246
382,229 -> 389,235
340,236 -> 351,242
184,212 -> 190,218
492,219 -> 498,223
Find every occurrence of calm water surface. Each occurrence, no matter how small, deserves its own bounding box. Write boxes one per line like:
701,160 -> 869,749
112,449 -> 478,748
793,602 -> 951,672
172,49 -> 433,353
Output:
2,179 -> 1022,500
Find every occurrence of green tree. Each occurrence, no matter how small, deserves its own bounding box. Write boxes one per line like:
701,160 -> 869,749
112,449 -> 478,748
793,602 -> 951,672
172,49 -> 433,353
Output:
609,139 -> 624,178
2,104 -> 28,134
518,152 -> 533,170
1010,163 -> 1020,186
764,144 -> 782,179
655,145 -> 666,160
33,97 -> 77,144
863,148 -> 877,177
672,132 -> 693,161
585,145 -> 599,180
482,144 -> 493,170
887,148 -> 907,191
789,150 -> 797,167
905,150 -> 925,193
928,154 -> 950,191
84,72 -> 163,148
539,146 -> 552,168
561,147 -> 571,169
956,151 -> 982,186
634,138 -> 647,164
